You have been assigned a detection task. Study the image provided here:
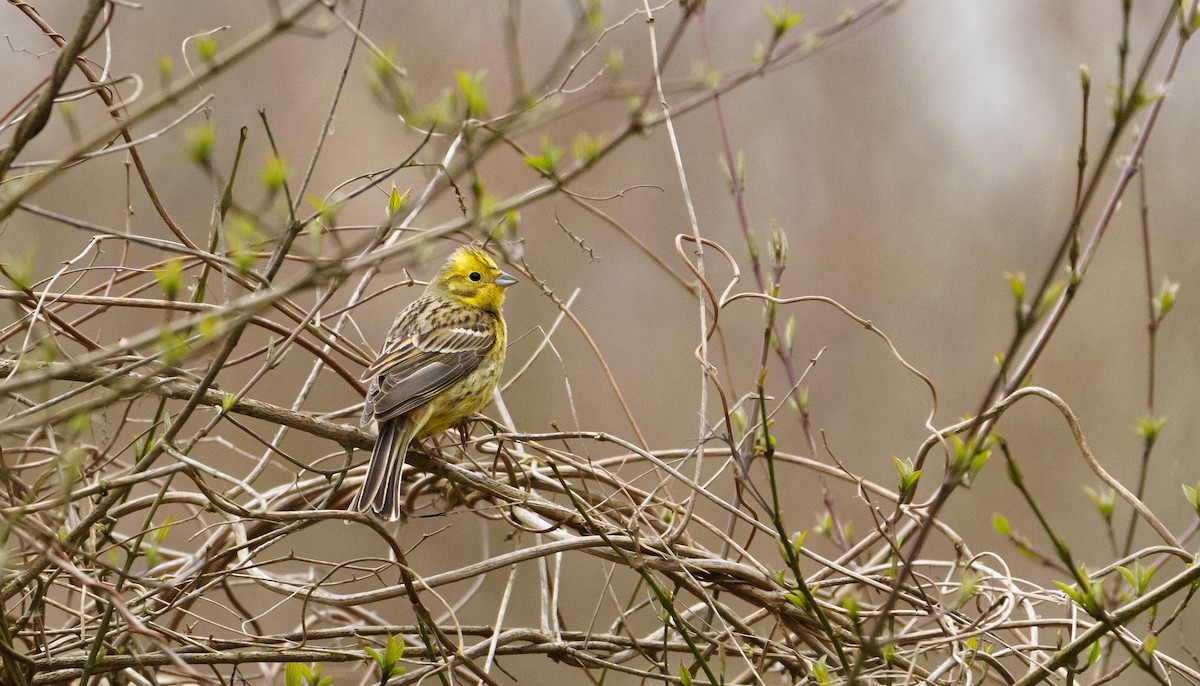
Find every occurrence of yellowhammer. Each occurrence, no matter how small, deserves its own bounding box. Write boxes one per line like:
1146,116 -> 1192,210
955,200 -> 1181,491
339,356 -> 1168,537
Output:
351,245 -> 517,520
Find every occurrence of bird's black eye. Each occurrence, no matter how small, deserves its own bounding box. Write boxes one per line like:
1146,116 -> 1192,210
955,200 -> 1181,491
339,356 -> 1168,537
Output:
469,271 -> 482,282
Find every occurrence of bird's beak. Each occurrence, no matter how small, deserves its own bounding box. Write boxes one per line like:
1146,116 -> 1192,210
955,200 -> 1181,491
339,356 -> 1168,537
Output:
494,271 -> 518,287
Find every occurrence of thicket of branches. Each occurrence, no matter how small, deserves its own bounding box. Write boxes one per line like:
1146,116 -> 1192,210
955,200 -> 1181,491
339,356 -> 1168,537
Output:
1,1 -> 1199,684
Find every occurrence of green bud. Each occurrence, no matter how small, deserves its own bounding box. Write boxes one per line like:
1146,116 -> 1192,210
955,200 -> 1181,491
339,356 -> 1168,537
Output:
387,184 -> 411,219
769,221 -> 788,270
1152,278 -> 1179,320
746,229 -> 760,263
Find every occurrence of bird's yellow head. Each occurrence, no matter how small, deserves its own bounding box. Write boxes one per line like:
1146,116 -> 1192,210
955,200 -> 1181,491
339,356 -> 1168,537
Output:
428,246 -> 518,313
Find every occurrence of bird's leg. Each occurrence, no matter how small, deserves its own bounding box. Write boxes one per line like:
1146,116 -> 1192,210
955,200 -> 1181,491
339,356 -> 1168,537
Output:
457,421 -> 471,453
446,421 -> 477,464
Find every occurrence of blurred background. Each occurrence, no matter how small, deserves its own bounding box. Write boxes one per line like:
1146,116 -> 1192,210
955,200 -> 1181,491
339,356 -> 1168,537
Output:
3,0 -> 1198,681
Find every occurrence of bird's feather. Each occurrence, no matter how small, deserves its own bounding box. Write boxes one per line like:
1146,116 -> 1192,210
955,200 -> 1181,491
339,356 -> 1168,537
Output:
362,303 -> 497,423
350,406 -> 433,520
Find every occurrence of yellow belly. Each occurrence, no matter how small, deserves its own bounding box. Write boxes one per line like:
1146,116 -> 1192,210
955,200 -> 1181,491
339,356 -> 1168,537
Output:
415,355 -> 503,437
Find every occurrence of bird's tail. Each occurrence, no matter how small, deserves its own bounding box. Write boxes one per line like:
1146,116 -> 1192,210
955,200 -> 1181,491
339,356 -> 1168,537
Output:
351,418 -> 418,521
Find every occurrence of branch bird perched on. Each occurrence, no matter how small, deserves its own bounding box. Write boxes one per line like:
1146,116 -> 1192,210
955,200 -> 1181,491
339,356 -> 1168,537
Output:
351,245 -> 517,521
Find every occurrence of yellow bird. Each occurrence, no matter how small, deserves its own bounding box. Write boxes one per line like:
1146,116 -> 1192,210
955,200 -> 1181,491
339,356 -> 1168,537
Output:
352,245 -> 517,520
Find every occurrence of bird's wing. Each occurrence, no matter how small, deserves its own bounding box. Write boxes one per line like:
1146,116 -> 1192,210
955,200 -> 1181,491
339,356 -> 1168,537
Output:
363,307 -> 496,423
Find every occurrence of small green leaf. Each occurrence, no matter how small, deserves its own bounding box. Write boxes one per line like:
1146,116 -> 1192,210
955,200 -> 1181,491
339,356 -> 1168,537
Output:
769,221 -> 788,270
1035,280 -> 1065,319
584,0 -> 604,31
67,412 -> 90,436
284,663 -> 307,686
1081,576 -> 1105,615
1183,482 -> 1200,517
307,196 -> 345,226
815,511 -> 832,537
365,45 -> 414,117
496,209 -> 520,239
476,188 -> 499,220
784,590 -> 808,609
1,250 -> 35,291
992,514 -> 1010,536
891,455 -> 922,493
745,228 -> 759,263
1152,278 -> 1179,320
730,408 -> 747,437
791,529 -> 808,554
751,41 -> 768,66
1087,639 -> 1102,664
1116,561 -> 1156,596
260,155 -> 288,192
155,258 -> 185,299
455,70 -> 489,118
679,663 -> 693,686
605,48 -> 623,73
419,87 -> 457,128
226,214 -> 264,274
571,131 -> 607,165
1054,581 -> 1085,608
811,655 -> 830,686
384,633 -> 404,666
764,4 -> 805,39
366,634 -> 405,679
952,434 -> 990,485
1134,414 -> 1167,444
1143,634 -> 1157,657
969,449 -> 989,475
364,647 -> 384,668
840,591 -> 860,617
703,67 -> 721,89
1083,485 -> 1116,521
1005,271 -> 1026,311
195,36 -> 217,63
59,102 -> 77,137
523,134 -> 564,175
185,123 -> 216,166
1129,84 -> 1164,112
387,185 -> 412,218
1051,536 -> 1072,564
198,316 -> 220,341
958,571 -> 978,603
152,516 -> 173,545
157,329 -> 190,366
157,56 -> 173,82
143,545 -> 162,567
